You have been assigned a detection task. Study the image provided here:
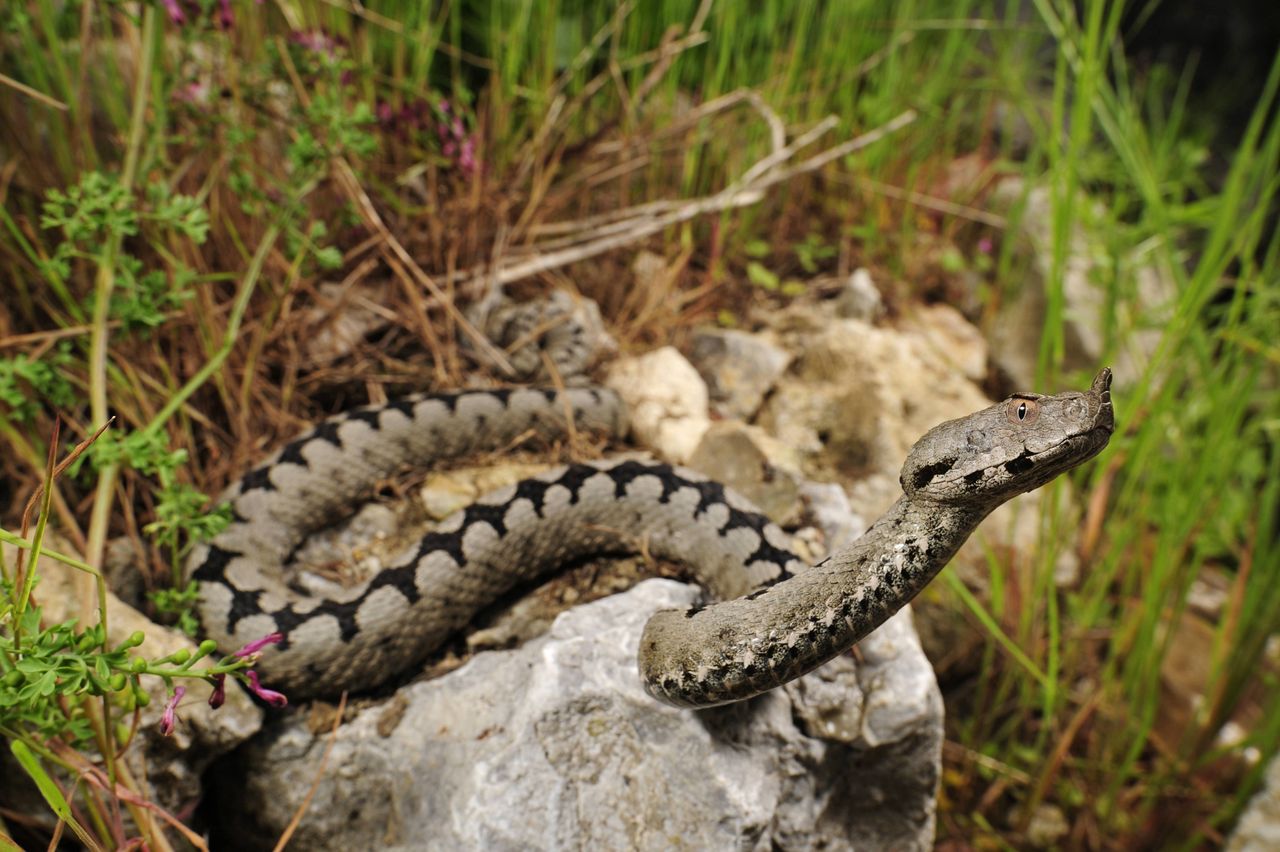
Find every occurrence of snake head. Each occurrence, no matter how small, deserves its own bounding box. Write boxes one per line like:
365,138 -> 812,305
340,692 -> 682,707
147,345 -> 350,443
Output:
900,368 -> 1114,504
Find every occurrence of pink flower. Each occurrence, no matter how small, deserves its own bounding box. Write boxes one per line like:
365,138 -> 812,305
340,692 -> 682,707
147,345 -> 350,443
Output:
978,236 -> 994,255
234,632 -> 284,659
244,671 -> 288,707
161,0 -> 186,24
173,80 -> 210,105
160,686 -> 186,736
458,137 -> 477,176
290,29 -> 343,58
208,674 -> 227,709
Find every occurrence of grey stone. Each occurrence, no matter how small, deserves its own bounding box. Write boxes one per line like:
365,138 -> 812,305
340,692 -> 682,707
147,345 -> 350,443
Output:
225,580 -> 941,851
834,268 -> 885,321
987,179 -> 1174,389
798,480 -> 867,552
689,421 -> 804,525
688,327 -> 792,419
1230,755 -> 1280,851
1025,803 -> 1070,848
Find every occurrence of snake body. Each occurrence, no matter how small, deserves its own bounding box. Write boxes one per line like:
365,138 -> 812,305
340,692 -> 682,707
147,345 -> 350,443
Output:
190,371 -> 1114,707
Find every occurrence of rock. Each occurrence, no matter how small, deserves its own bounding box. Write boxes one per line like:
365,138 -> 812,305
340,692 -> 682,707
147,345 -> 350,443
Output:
901,302 -> 988,384
764,313 -> 992,479
220,580 -> 942,851
0,540 -> 263,816
1025,803 -> 1070,848
688,421 -> 804,525
605,346 -> 710,463
418,461 -> 553,520
834,268 -> 885,321
1229,754 -> 1280,851
798,481 -> 867,552
104,535 -> 147,610
687,327 -> 792,420
987,179 -> 1174,389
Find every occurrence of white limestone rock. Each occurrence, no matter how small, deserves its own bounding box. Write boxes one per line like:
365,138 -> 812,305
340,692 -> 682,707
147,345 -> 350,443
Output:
223,580 -> 942,851
605,346 -> 710,463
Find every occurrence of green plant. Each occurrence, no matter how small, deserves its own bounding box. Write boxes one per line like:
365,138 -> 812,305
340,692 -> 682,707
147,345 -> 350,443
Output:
0,423 -> 284,850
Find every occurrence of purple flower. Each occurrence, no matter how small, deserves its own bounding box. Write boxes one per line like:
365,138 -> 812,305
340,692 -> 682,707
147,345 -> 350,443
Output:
244,671 -> 288,708
159,686 -> 186,736
978,236 -> 994,255
435,110 -> 479,176
208,674 -> 227,709
216,0 -> 234,30
458,137 -> 477,175
290,29 -> 342,58
234,632 -> 284,659
173,80 -> 210,105
161,0 -> 186,24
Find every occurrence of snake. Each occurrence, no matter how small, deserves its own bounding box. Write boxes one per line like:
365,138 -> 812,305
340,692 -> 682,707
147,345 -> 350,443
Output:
188,368 -> 1114,708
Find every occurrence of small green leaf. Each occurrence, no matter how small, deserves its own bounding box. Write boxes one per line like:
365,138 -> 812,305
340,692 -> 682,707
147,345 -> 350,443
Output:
939,245 -> 967,274
746,261 -> 779,291
744,239 -> 770,258
314,245 -> 343,269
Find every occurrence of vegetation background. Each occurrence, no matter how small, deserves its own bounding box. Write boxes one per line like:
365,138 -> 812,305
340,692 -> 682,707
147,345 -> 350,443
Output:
0,0 -> 1277,848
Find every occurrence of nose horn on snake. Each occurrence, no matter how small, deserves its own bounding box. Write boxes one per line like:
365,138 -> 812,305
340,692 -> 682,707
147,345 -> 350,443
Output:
1092,367 -> 1114,432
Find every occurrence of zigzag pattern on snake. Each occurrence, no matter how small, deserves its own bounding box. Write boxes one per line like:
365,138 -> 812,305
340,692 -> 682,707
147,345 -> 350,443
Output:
189,371 -> 1114,708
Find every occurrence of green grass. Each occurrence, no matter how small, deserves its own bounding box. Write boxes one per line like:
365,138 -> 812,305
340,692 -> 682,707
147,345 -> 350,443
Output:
1,0 -> 1277,848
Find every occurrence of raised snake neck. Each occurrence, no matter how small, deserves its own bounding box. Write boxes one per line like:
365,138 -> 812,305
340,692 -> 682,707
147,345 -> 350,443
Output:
189,371 -> 1114,707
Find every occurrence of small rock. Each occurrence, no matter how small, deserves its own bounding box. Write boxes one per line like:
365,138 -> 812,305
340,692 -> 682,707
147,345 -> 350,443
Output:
1231,753 -> 1280,851
798,480 -> 867,552
688,327 -> 792,420
902,302 -> 989,384
688,421 -> 804,525
418,462 -> 552,520
1187,568 -> 1232,619
1025,803 -> 1070,848
834,268 -> 885,321
104,536 -> 147,610
605,346 -> 710,463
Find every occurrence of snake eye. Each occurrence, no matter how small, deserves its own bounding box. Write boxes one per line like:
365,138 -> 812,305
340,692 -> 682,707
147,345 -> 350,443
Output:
1007,397 -> 1040,424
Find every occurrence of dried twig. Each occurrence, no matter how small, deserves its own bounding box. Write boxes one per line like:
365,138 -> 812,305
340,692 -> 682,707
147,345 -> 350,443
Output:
454,109 -> 917,291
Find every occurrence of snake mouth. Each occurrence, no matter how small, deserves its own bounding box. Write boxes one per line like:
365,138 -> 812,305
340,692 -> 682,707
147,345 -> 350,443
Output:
1001,369 -> 1115,480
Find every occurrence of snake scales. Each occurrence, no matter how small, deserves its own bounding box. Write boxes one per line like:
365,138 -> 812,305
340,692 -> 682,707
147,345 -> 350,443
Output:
189,368 -> 1114,708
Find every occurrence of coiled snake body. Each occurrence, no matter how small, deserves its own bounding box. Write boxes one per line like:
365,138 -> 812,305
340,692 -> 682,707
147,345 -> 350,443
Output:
189,371 -> 1114,707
